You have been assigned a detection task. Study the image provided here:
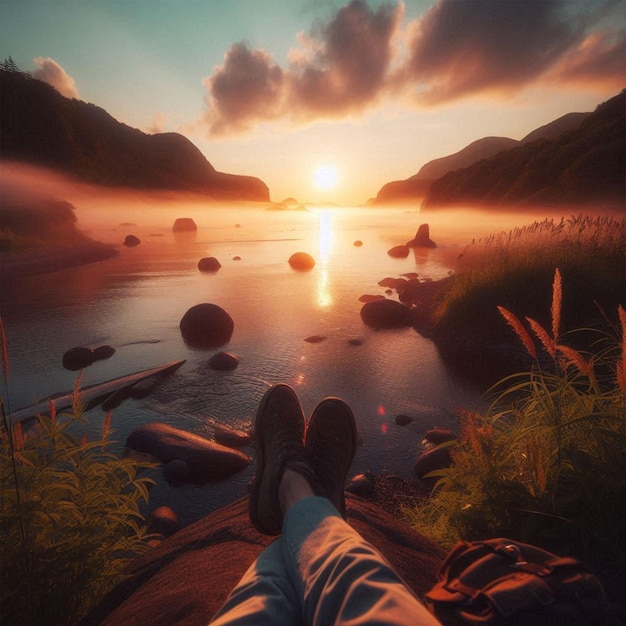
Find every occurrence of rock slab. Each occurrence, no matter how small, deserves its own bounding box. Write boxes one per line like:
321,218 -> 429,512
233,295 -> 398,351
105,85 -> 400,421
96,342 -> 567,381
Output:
126,423 -> 251,480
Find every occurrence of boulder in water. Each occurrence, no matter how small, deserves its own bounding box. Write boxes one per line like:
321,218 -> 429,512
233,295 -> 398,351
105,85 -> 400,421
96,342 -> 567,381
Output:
288,252 -> 315,271
123,234 -> 141,247
198,257 -> 222,272
360,299 -> 413,329
387,245 -> 410,258
208,351 -> 239,371
62,346 -> 96,371
180,303 -> 234,348
173,218 -> 197,232
406,223 -> 436,248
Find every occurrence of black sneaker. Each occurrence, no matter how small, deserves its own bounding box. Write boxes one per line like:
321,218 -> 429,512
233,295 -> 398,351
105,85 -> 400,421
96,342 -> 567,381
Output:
305,398 -> 357,519
249,384 -> 314,535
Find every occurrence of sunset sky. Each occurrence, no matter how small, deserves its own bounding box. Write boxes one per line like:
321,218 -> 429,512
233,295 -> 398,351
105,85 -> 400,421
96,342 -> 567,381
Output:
1,0 -> 624,205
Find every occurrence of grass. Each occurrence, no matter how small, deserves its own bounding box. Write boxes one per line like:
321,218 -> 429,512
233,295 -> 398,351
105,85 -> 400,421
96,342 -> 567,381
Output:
0,320 -> 156,626
434,214 -> 626,352
404,269 -> 626,601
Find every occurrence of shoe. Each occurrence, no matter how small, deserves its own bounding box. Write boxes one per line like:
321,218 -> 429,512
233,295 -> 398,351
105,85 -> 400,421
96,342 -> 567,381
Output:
305,398 -> 357,519
249,384 -> 314,535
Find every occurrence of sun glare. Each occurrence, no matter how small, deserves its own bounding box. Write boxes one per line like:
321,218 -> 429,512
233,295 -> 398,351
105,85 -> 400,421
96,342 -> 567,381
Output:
314,165 -> 339,191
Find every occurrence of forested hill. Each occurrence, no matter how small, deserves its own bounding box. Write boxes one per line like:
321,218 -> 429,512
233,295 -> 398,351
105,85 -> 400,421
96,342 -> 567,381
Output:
0,69 -> 269,201
423,90 -> 625,209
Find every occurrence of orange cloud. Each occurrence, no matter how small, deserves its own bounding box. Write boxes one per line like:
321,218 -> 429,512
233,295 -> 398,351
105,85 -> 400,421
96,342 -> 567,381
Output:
202,0 -> 626,134
32,57 -> 79,99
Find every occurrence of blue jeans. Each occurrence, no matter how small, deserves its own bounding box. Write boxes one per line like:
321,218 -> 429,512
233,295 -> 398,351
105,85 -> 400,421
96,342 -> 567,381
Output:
210,497 -> 441,625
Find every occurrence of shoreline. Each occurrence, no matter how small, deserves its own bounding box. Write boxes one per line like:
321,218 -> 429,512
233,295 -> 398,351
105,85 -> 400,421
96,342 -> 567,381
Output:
0,241 -> 119,282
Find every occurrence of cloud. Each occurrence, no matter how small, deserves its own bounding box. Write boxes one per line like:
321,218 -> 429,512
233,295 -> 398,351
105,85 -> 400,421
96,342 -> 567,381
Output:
147,111 -> 169,134
202,0 -> 625,134
32,57 -> 80,99
203,43 -> 284,133
550,29 -> 626,87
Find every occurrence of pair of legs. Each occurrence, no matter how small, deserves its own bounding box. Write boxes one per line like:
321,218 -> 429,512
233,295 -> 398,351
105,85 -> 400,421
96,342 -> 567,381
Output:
210,384 -> 441,626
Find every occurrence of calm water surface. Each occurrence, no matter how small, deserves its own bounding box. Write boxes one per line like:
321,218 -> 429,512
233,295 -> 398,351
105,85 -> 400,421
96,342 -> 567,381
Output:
1,205 -> 489,524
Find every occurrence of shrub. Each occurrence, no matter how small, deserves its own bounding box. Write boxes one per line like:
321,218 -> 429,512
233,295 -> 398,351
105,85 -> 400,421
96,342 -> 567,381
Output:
0,323 -> 156,626
404,270 -> 626,601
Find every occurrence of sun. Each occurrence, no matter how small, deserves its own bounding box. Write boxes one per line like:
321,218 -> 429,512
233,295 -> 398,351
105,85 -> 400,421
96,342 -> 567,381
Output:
314,164 -> 339,191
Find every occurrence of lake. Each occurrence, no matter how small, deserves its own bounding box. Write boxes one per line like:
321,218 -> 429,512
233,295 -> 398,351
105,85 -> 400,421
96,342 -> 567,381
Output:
1,201 -> 524,525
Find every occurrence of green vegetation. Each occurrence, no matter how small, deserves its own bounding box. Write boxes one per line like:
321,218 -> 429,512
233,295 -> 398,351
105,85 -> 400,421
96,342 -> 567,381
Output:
0,323 -> 156,626
405,269 -> 626,600
434,214 -> 626,359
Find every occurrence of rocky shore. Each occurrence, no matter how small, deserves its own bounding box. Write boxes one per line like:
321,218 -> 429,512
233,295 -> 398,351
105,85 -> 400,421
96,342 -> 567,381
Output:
80,494 -> 446,626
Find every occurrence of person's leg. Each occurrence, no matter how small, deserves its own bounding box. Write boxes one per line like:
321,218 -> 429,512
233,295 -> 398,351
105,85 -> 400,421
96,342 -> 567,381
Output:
209,539 -> 302,626
281,495 -> 441,626
278,398 -> 441,625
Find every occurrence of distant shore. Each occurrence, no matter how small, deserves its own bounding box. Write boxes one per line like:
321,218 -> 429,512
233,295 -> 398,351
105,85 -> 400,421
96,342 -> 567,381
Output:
0,241 -> 119,282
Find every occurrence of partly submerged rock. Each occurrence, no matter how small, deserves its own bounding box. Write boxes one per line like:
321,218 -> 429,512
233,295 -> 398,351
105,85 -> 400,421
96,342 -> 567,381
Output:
213,426 -> 253,449
346,471 -> 376,497
198,257 -> 222,272
359,294 -> 385,303
123,234 -> 141,247
406,223 -> 436,248
208,351 -> 239,371
173,218 -> 197,232
93,345 -> 115,361
395,414 -> 414,426
147,506 -> 180,537
304,335 -> 327,343
180,303 -> 234,348
288,252 -> 316,271
360,299 -> 413,329
413,446 -> 453,479
387,245 -> 410,258
126,423 -> 251,481
62,346 -> 96,371
353,240 -> 363,247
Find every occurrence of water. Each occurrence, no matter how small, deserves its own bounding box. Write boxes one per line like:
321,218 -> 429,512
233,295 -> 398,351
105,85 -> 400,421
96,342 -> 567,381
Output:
1,204 -> 488,525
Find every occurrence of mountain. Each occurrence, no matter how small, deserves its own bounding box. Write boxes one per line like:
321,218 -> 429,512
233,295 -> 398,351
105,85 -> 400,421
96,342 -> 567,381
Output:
423,91 -> 624,208
0,69 -> 269,201
375,109 -> 593,205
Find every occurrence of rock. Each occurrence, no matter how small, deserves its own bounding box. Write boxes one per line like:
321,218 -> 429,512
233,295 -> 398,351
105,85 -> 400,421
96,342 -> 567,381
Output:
346,471 -> 376,497
353,240 -> 363,247
101,387 -> 132,411
413,446 -> 453,479
406,223 -> 436,248
126,423 -> 251,481
235,224 -> 241,228
129,378 -> 162,399
163,459 -> 191,485
208,351 -> 239,371
213,426 -> 253,448
180,303 -> 234,348
123,234 -> 141,247
378,277 -> 407,289
173,218 -> 197,232
147,506 -> 180,537
93,345 -> 115,361
395,414 -> 414,426
232,256 -> 242,261
120,222 -> 137,227
359,294 -> 385,303
422,428 -> 457,448
84,497 -> 446,626
304,335 -> 326,343
387,245 -> 410,258
360,299 -> 413,329
62,346 -> 96,370
288,252 -> 315,271
198,257 -> 222,272
348,338 -> 363,346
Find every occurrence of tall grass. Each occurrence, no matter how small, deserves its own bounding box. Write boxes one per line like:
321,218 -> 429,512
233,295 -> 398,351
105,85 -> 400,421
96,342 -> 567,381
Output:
436,214 -> 626,345
405,270 -> 626,600
0,319 -> 156,626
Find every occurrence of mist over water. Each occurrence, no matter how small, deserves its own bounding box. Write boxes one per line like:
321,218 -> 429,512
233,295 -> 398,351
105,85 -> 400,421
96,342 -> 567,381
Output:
2,163 -> 613,523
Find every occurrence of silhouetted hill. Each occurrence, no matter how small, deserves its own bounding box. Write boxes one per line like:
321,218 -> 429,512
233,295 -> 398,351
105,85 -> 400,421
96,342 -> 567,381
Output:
0,70 -> 269,201
375,107 -> 594,205
423,92 -> 624,208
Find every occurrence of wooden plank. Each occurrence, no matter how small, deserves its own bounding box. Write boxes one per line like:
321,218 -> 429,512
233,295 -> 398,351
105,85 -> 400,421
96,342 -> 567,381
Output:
9,359 -> 186,424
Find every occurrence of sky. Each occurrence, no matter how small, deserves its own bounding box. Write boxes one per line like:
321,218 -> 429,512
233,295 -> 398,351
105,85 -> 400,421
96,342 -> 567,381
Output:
1,0 -> 624,205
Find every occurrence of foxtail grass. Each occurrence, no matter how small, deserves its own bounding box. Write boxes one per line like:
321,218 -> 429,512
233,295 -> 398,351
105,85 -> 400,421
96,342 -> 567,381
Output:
404,270 -> 626,600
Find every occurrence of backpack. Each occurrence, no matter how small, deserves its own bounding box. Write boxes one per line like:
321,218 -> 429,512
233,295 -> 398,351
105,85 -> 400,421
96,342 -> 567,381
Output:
424,538 -> 622,626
